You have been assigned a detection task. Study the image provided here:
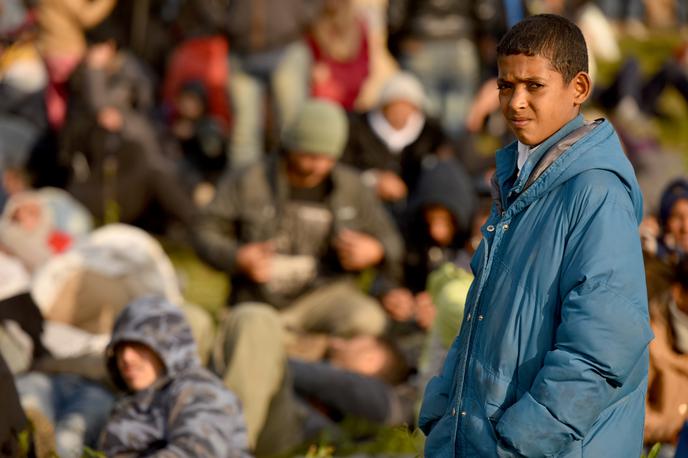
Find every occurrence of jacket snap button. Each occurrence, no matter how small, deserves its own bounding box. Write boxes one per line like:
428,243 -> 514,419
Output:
478,315 -> 484,321
452,408 -> 457,416
466,313 -> 471,321
461,411 -> 467,417
503,224 -> 509,231
487,225 -> 495,232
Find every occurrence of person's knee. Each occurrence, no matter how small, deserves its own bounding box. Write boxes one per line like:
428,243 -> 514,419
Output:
213,303 -> 283,366
225,302 -> 282,333
17,372 -> 52,406
346,299 -> 387,336
180,303 -> 215,365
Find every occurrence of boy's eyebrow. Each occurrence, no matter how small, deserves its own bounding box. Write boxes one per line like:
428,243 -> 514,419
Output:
497,75 -> 547,85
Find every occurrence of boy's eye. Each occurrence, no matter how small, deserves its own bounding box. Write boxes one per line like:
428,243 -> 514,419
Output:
497,83 -> 511,91
527,82 -> 543,90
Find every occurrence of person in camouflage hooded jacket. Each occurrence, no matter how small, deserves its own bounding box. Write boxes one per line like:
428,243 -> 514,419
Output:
99,296 -> 251,458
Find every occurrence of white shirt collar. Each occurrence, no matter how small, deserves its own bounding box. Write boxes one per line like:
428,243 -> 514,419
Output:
517,141 -> 531,173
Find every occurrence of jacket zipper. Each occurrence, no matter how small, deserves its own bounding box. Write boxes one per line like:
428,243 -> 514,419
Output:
451,222 -> 501,450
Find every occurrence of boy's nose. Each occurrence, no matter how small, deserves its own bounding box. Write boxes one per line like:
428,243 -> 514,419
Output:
509,86 -> 528,111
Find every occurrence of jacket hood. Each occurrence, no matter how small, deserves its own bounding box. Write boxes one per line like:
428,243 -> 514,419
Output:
408,157 -> 476,235
105,296 -> 199,391
494,116 -> 644,223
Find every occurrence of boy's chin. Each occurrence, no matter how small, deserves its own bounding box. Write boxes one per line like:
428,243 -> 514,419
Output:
511,129 -> 544,147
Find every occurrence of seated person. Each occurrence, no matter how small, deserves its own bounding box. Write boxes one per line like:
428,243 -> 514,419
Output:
341,72 -> 454,222
307,0 -> 370,111
168,81 -> 229,206
381,157 -> 476,325
643,179 -> 688,303
645,258 -> 688,455
193,99 -> 403,339
100,296 -> 251,458
62,22 -> 194,230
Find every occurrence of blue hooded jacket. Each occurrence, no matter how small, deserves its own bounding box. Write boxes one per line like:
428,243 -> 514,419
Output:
419,116 -> 653,457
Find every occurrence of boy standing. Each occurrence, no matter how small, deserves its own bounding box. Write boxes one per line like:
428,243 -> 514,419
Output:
419,14 -> 653,457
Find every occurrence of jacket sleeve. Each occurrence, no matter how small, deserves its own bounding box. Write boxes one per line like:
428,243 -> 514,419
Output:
191,172 -> 242,274
495,177 -> 653,456
62,0 -> 117,28
149,380 -> 252,458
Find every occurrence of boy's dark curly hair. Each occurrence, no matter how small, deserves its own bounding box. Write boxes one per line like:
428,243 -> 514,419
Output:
497,14 -> 588,83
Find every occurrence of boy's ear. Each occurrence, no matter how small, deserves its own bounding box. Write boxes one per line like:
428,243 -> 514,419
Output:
571,71 -> 592,106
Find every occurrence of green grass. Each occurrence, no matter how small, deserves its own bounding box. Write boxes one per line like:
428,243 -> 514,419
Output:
279,422 -> 424,458
162,239 -> 228,319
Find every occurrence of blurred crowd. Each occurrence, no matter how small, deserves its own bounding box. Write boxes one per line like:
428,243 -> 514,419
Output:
2,0 -> 688,456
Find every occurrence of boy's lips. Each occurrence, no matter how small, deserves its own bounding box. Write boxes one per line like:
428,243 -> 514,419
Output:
510,117 -> 531,128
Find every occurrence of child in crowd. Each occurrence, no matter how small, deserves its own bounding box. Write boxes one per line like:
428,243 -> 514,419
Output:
342,72 -> 453,222
100,296 -> 251,458
642,179 -> 688,265
381,157 -> 476,327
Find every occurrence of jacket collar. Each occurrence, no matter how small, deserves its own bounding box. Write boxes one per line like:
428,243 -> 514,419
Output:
503,114 -> 585,196
492,114 -> 594,216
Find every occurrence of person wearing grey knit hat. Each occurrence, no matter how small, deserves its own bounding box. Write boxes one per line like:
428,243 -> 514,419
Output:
282,99 -> 349,159
193,99 -> 406,456
281,99 -> 349,189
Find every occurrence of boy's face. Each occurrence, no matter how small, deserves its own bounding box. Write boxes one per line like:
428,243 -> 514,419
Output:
497,53 -> 590,146
116,342 -> 165,392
